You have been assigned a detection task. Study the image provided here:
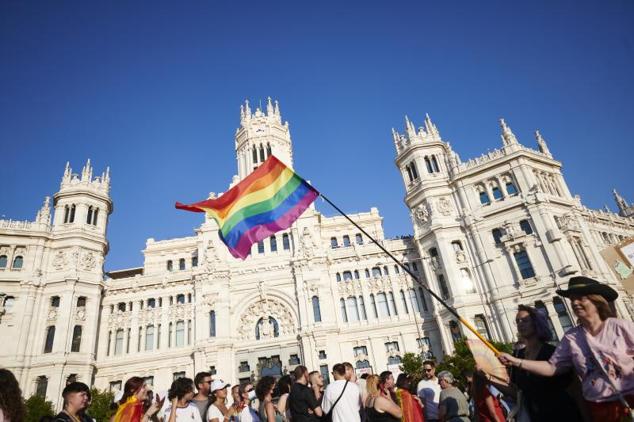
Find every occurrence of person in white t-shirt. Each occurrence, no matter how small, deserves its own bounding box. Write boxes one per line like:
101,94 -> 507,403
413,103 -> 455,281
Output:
162,377 -> 203,422
417,360 -> 441,422
321,363 -> 361,422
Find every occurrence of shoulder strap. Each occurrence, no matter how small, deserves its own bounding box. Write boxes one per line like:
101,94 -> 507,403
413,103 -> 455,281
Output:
328,380 -> 349,414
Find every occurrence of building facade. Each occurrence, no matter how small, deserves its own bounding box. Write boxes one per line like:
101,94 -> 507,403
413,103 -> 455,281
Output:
1,99 -> 633,410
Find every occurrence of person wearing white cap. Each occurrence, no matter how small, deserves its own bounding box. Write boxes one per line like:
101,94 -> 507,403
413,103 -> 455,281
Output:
207,380 -> 238,422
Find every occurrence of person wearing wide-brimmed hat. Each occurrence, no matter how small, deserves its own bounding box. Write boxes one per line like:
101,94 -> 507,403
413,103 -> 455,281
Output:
498,276 -> 634,422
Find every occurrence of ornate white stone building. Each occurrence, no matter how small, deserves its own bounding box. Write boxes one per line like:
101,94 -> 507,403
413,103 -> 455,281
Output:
1,99 -> 633,410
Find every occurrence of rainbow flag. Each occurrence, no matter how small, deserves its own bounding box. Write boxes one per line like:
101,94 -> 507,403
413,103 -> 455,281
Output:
176,155 -> 319,259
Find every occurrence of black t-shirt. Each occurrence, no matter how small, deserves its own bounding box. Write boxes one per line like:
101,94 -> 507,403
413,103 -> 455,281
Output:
289,382 -> 320,422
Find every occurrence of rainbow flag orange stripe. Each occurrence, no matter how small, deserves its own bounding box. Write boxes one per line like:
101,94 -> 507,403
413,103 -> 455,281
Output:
176,155 -> 319,259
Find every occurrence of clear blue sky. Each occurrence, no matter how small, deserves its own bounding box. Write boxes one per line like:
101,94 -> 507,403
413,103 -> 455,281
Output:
1,1 -> 633,271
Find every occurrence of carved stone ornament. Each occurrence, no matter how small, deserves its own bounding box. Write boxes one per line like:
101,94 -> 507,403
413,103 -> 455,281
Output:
437,197 -> 453,216
47,309 -> 58,321
75,308 -> 86,321
81,252 -> 96,270
300,227 -> 317,259
0,246 -> 10,256
237,298 -> 296,340
414,202 -> 430,224
52,250 -> 67,270
455,250 -> 466,264
556,213 -> 580,232
205,240 -> 219,271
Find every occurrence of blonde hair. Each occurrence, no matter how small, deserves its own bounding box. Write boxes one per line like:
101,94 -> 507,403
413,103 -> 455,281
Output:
366,374 -> 379,398
586,294 -> 616,320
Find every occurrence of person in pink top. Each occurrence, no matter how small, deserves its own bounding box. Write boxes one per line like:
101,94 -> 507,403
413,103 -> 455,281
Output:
498,276 -> 634,422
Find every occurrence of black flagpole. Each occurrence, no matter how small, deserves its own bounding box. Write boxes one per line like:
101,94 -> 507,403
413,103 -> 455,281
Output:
318,192 -> 500,355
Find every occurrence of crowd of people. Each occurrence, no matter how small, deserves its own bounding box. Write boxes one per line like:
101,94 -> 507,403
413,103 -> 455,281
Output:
0,276 -> 632,422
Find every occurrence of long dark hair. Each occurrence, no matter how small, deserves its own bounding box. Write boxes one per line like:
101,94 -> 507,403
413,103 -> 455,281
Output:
517,305 -> 552,343
168,378 -> 194,401
119,377 -> 145,405
0,369 -> 25,422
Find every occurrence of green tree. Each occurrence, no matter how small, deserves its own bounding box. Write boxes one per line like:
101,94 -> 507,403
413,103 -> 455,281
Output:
88,388 -> 116,422
24,395 -> 55,422
436,338 -> 513,390
400,352 -> 425,386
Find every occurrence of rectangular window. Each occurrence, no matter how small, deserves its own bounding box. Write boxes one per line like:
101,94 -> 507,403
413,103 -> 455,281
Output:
312,297 -> 322,323
353,346 -> 368,356
157,323 -> 161,349
114,329 -> 124,355
239,361 -> 250,372
514,250 -> 535,279
257,241 -> 265,254
320,364 -> 330,385
44,326 -> 56,353
282,233 -> 290,250
355,234 -> 363,245
270,236 -> 277,252
109,381 -> 122,393
175,321 -> 185,347
318,350 -> 327,359
289,354 -> 301,365
438,275 -> 450,299
145,326 -> 154,351
209,311 -> 216,337
143,376 -> 154,387
377,293 -> 390,318
385,341 -> 400,352
173,372 -> 185,381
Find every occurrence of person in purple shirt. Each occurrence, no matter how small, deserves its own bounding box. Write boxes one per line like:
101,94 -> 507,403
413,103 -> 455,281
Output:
498,276 -> 634,422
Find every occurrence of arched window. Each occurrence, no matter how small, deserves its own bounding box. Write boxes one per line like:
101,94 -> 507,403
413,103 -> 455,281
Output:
347,297 -> 360,322
449,320 -> 462,343
330,237 -> 338,248
252,146 -> 258,163
92,208 -> 99,225
117,302 -> 126,312
388,292 -> 397,316
175,320 -> 185,346
282,233 -> 290,250
86,206 -> 93,224
71,325 -> 82,352
266,143 -> 272,157
343,271 -> 353,281
166,260 -> 173,271
12,256 -> 23,269
388,355 -> 402,365
377,293 -> 390,318
394,265 -> 400,274
400,290 -> 409,314
69,204 -> 76,223
383,266 -> 389,275
428,247 -> 438,258
340,298 -> 348,322
409,289 -> 420,313
492,228 -> 504,245
257,240 -> 265,254
355,234 -> 363,245
431,156 -> 440,173
259,144 -> 265,162
312,296 -> 322,322
479,188 -> 491,205
0,255 -> 6,268
114,329 -> 124,355
64,205 -> 70,223
405,164 -> 414,183
553,297 -> 573,333
365,269 -> 370,279
51,296 -> 60,308
519,219 -> 533,235
451,241 -> 463,252
270,236 -> 277,252
505,180 -> 518,196
410,161 -> 419,179
369,294 -> 378,318
474,315 -> 491,340
491,184 -> 503,201
178,258 -> 185,270
147,298 -> 156,308
354,270 -> 360,279
36,376 -> 48,398
176,294 -> 185,304
438,274 -> 450,299
209,310 -> 216,337
356,359 -> 371,369
343,235 -> 351,247
145,325 -> 155,351
255,317 -> 279,339
424,156 -> 433,173
358,296 -> 367,320
336,273 -> 342,282
513,250 -> 535,279
418,288 -> 429,312
372,267 -> 382,278
44,326 -> 55,353
76,296 -> 86,307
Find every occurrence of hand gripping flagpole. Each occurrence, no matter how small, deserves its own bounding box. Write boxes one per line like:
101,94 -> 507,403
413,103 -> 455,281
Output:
318,192 -> 501,356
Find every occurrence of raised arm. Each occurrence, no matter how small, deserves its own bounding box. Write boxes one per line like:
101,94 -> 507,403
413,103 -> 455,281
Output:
498,353 -> 557,377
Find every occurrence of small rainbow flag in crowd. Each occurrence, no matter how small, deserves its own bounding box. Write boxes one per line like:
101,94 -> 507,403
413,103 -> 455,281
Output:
176,155 -> 319,259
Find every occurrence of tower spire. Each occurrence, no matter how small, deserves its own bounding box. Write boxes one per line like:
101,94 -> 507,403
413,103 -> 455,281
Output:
81,159 -> 93,181
266,97 -> 274,116
424,113 -> 441,141
500,118 -> 519,146
405,115 -> 416,140
535,130 -> 552,156
613,189 -> 628,212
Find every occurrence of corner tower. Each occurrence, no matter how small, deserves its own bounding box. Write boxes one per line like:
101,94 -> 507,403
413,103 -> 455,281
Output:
234,98 -> 294,180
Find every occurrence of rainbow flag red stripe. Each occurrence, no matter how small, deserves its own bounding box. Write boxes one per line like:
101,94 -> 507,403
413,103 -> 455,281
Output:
176,155 -> 319,259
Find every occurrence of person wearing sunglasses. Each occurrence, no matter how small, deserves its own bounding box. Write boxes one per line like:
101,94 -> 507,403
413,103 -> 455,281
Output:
416,360 -> 440,422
